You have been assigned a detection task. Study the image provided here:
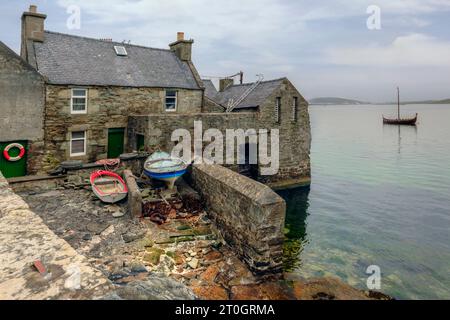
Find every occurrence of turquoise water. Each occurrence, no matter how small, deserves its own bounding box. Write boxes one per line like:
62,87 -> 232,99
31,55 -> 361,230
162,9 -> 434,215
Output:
280,104 -> 450,300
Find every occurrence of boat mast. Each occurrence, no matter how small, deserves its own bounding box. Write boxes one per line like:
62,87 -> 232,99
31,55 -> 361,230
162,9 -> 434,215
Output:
397,87 -> 400,120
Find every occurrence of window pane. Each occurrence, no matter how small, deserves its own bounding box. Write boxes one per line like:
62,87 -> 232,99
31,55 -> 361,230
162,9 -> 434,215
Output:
166,90 -> 177,97
72,98 -> 86,111
165,97 -> 176,110
71,139 -> 85,154
73,89 -> 86,97
165,102 -> 176,110
72,131 -> 85,139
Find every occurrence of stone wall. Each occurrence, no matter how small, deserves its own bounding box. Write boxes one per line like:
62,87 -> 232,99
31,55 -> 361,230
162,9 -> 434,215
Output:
127,112 -> 259,154
43,85 -> 203,170
0,171 -> 112,299
0,42 -> 45,175
128,92 -> 311,189
188,164 -> 286,276
257,78 -> 311,188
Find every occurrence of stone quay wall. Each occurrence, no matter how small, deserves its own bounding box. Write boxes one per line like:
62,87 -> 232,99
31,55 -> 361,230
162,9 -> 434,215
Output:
188,164 -> 286,276
0,172 -> 112,299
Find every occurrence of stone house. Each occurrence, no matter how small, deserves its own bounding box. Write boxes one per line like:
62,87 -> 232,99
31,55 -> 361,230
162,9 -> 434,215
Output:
1,5 -> 311,188
0,40 -> 45,178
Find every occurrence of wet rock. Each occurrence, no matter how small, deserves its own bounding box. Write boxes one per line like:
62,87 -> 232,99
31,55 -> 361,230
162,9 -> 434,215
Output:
364,290 -> 394,300
122,231 -> 146,243
199,265 -> 221,284
112,210 -> 125,218
293,277 -> 370,300
204,250 -> 222,263
191,285 -> 228,300
130,262 -> 148,274
82,233 -> 92,241
114,275 -> 197,300
67,175 -> 83,185
100,292 -> 124,300
188,258 -> 199,269
231,282 -> 296,300
87,221 -> 110,235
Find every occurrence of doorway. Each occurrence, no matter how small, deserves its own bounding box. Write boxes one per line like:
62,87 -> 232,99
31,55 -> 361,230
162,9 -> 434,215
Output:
107,128 -> 125,158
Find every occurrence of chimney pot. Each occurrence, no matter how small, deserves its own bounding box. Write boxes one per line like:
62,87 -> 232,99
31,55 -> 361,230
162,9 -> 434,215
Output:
177,32 -> 185,41
29,5 -> 37,13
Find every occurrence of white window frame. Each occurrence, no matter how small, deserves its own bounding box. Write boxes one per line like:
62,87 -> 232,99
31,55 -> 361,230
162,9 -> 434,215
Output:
165,90 -> 178,112
292,97 -> 298,122
114,46 -> 128,56
71,88 -> 88,114
70,131 -> 87,157
275,97 -> 281,123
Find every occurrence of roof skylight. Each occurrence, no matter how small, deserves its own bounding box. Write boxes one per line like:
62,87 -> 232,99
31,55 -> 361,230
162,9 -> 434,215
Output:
114,46 -> 128,56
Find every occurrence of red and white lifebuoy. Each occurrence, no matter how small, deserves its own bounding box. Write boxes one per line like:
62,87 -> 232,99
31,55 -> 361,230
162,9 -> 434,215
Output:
3,143 -> 25,162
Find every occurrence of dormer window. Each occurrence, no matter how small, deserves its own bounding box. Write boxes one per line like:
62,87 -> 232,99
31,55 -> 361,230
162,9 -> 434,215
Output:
114,46 -> 127,56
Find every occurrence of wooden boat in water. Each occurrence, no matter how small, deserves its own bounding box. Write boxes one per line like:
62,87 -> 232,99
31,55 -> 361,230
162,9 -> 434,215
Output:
143,151 -> 187,189
383,87 -> 418,125
90,170 -> 128,203
383,114 -> 418,125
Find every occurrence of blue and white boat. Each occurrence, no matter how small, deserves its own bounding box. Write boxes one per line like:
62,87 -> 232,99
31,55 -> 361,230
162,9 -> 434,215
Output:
143,151 -> 188,189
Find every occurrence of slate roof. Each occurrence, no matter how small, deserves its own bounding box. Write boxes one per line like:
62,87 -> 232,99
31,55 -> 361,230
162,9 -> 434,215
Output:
0,41 -> 42,75
202,78 -> 285,109
30,31 -> 200,89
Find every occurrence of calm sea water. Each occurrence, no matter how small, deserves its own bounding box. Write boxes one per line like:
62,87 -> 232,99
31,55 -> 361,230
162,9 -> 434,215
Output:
280,104 -> 450,300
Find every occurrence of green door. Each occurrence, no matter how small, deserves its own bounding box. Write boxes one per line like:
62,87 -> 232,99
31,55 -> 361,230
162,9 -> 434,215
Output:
0,141 -> 28,178
107,128 -> 125,158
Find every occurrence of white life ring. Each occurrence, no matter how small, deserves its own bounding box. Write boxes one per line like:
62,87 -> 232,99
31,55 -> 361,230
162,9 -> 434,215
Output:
3,143 -> 25,162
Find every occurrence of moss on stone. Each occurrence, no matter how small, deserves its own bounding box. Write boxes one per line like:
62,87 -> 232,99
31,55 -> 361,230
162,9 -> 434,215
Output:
144,248 -> 164,265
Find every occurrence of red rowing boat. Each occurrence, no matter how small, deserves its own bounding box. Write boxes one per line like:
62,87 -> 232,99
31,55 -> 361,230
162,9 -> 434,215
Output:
90,170 -> 128,203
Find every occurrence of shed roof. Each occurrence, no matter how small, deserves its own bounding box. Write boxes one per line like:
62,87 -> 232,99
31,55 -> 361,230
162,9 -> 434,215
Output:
202,78 -> 285,109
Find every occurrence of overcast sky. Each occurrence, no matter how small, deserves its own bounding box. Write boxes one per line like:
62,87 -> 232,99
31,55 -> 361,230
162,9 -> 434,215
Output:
2,0 -> 450,102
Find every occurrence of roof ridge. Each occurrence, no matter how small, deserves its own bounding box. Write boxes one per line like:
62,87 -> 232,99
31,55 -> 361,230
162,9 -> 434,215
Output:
43,30 -> 172,52
228,77 -> 286,88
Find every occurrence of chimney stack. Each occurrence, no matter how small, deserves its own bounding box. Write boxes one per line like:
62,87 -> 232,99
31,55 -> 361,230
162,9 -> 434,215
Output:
21,5 -> 47,59
219,78 -> 234,92
169,32 -> 194,62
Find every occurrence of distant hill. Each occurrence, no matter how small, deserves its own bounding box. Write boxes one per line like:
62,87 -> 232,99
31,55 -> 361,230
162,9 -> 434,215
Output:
309,97 -> 450,105
309,97 -> 369,105
402,99 -> 450,105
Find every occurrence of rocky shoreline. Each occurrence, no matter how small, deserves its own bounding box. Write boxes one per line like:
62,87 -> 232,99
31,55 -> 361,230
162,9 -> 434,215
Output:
18,185 -> 392,300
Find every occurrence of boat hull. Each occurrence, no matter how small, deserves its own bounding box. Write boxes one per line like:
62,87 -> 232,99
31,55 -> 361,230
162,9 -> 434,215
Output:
383,114 -> 418,126
92,190 -> 128,204
143,152 -> 188,189
143,168 -> 187,189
